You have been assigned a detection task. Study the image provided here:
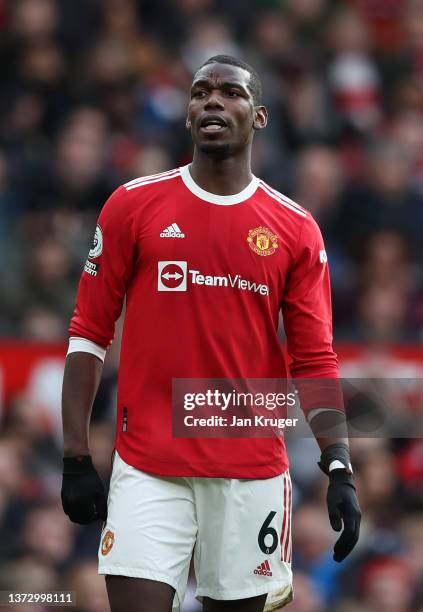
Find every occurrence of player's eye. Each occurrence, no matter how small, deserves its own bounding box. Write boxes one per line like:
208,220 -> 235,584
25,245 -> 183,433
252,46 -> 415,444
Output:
228,90 -> 241,97
192,90 -> 207,98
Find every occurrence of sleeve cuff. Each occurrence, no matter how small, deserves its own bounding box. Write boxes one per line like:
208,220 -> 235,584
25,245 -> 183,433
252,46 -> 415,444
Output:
67,336 -> 107,362
307,407 -> 345,423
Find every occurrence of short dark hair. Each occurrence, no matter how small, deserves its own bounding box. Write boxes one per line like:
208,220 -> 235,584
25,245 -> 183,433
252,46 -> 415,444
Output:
197,55 -> 263,105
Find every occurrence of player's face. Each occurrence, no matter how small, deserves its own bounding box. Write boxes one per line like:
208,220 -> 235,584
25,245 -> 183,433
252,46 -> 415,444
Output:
187,63 -> 267,158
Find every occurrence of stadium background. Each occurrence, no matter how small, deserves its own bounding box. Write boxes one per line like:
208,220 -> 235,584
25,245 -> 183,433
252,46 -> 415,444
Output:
0,0 -> 422,610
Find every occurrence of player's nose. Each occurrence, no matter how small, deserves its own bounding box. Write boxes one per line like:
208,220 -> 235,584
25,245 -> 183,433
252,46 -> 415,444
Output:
204,91 -> 224,110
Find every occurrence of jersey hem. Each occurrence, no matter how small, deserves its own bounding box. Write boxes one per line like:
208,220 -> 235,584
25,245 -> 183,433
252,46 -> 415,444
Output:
115,445 -> 289,479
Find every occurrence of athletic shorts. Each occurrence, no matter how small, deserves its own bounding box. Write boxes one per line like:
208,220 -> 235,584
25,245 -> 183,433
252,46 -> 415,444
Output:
98,451 -> 293,611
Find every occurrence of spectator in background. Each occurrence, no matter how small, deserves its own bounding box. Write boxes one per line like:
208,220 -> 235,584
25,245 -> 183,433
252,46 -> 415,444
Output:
182,17 -> 240,73
352,440 -> 399,526
20,502 -> 74,567
292,503 -> 353,607
399,513 -> 423,577
9,0 -> 58,41
337,140 -> 423,257
54,109 -> 110,206
0,435 -> 27,519
289,571 -> 325,612
66,560 -> 110,612
291,145 -> 346,288
20,308 -> 68,341
359,556 -> 415,612
335,229 -> 423,340
292,145 -> 344,224
0,554 -> 59,612
326,8 -> 382,134
8,239 -> 77,338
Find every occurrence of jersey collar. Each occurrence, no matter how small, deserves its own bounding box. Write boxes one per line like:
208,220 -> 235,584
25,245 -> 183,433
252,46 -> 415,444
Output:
179,164 -> 259,205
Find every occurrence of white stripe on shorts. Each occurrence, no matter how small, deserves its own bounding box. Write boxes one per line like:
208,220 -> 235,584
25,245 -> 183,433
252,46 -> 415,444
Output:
280,471 -> 292,563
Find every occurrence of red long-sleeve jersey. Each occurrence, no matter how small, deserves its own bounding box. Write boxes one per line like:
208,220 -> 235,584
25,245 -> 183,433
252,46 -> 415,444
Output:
69,165 -> 339,478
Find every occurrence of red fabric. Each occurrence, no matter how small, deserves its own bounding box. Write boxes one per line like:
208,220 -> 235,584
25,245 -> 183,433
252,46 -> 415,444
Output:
69,169 -> 339,478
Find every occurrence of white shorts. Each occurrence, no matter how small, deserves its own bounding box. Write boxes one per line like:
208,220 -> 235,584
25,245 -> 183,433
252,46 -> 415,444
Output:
98,451 -> 293,610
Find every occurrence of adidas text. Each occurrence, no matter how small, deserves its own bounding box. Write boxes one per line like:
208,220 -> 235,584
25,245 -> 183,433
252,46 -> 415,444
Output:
254,561 -> 273,576
160,223 -> 185,238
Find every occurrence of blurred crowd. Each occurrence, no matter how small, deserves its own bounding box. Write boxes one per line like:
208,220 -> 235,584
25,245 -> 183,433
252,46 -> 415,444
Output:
1,389 -> 423,612
0,0 -> 423,341
0,0 -> 423,611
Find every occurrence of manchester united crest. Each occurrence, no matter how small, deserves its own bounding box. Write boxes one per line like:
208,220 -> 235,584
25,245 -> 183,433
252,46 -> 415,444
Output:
247,227 -> 278,256
101,530 -> 115,555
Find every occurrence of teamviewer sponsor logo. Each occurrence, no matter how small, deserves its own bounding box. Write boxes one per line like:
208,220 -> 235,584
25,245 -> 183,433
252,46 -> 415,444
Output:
190,270 -> 269,295
158,261 -> 187,291
158,261 -> 269,295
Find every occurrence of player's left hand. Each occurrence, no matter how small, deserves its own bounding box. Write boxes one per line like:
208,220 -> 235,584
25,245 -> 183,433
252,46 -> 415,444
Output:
326,469 -> 361,562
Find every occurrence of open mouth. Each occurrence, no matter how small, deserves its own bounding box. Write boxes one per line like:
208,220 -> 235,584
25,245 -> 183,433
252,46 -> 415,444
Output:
200,115 -> 227,133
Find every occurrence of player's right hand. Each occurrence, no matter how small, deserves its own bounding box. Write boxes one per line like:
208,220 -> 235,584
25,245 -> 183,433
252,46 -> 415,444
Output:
61,455 -> 107,524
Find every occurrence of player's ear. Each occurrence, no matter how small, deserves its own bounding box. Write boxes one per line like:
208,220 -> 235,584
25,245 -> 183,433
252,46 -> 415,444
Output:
253,106 -> 268,131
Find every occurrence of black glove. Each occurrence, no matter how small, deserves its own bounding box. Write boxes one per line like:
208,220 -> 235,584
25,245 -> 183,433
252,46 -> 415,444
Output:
319,443 -> 361,563
61,455 -> 107,524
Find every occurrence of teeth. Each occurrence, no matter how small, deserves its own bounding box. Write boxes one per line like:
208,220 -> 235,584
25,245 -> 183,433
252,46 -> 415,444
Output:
204,124 -> 223,130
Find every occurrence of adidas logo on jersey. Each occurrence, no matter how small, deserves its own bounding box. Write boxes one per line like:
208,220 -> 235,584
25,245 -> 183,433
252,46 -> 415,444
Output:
254,560 -> 273,576
160,223 -> 185,238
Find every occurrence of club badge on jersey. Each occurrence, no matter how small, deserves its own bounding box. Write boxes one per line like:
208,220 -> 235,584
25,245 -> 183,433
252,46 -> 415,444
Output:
247,226 -> 278,257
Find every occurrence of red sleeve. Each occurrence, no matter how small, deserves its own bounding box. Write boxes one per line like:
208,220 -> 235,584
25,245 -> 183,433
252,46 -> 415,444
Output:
69,186 -> 138,348
281,214 -> 339,379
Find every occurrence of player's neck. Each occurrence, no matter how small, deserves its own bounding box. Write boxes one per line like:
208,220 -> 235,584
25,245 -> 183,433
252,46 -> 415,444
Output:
189,151 -> 253,196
